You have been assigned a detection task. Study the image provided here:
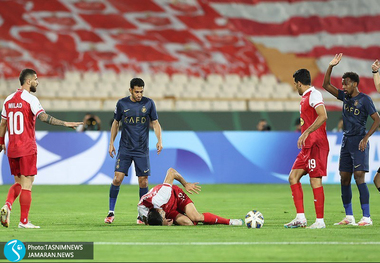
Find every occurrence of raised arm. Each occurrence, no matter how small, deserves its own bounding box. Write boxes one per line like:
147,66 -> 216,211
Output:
322,53 -> 342,98
0,118 -> 7,154
38,112 -> 83,128
108,119 -> 119,158
372,60 -> 380,92
163,168 -> 201,194
151,119 -> 163,155
297,105 -> 328,149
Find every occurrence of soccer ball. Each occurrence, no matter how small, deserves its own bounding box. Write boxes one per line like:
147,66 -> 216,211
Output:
244,210 -> 264,229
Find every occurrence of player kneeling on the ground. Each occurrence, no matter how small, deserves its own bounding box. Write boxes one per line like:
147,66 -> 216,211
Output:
138,168 -> 243,226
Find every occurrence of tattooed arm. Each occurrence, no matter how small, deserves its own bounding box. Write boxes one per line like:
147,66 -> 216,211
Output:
38,112 -> 83,128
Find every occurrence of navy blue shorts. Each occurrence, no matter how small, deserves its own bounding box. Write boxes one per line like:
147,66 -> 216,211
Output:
339,135 -> 369,173
115,152 -> 151,177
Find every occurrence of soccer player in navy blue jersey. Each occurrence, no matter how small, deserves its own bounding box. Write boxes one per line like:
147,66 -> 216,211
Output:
322,53 -> 380,226
371,59 -> 380,192
105,78 -> 163,224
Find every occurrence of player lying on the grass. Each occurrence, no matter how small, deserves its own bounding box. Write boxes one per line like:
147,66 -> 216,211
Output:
138,168 -> 243,226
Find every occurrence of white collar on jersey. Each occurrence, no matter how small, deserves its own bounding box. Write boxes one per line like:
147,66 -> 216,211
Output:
302,86 -> 315,96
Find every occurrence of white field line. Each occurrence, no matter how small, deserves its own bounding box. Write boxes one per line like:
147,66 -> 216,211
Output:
95,242 -> 380,246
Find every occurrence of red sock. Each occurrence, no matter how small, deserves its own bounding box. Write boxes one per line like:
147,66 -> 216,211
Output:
202,213 -> 230,225
290,183 -> 304,213
6,183 -> 22,210
19,189 -> 31,224
313,186 -> 324,219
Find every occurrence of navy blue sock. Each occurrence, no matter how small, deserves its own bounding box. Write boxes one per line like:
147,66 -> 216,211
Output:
357,183 -> 370,217
139,187 -> 149,199
341,184 -> 353,215
109,184 -> 120,212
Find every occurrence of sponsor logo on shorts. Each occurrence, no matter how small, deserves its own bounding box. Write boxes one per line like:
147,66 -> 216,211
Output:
144,169 -> 150,173
354,164 -> 361,168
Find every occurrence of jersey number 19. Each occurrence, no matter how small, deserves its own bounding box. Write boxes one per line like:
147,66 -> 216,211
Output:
308,159 -> 316,169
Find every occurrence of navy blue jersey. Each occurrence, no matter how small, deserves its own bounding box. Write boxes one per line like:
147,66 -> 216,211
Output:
114,96 -> 158,156
337,89 -> 377,136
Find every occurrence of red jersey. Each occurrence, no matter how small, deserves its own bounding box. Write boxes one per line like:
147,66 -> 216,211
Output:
138,183 -> 184,220
300,87 -> 329,149
1,89 -> 45,158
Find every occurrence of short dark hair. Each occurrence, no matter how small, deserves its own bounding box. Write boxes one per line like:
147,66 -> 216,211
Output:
293,69 -> 311,85
147,208 -> 163,226
84,116 -> 100,131
130,78 -> 145,89
19,69 -> 37,86
342,72 -> 360,85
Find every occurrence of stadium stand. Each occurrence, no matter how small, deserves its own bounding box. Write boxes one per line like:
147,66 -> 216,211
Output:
0,0 -> 379,111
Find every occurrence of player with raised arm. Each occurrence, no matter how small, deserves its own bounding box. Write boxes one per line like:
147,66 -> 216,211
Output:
105,78 -> 163,224
371,59 -> 380,191
0,69 -> 83,228
284,69 -> 329,229
138,167 -> 243,226
322,54 -> 380,226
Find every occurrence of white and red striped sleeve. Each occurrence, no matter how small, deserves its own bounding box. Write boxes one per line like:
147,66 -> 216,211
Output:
1,93 -> 14,120
1,103 -> 6,119
22,92 -> 45,117
309,88 -> 324,109
152,183 -> 172,209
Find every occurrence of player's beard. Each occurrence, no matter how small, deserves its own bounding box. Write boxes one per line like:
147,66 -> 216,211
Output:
344,89 -> 352,97
30,84 -> 37,93
133,95 -> 142,101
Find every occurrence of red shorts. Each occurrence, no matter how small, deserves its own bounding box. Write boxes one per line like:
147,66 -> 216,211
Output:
8,153 -> 37,176
165,186 -> 193,220
292,145 -> 329,178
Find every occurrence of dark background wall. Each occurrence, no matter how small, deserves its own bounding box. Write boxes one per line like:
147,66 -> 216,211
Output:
36,111 -> 349,131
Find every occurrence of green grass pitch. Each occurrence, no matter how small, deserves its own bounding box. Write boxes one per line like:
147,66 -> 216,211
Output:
0,184 -> 379,262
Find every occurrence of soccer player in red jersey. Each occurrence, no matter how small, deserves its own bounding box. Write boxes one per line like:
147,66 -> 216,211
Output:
138,167 -> 243,226
0,69 -> 83,228
284,69 -> 329,229
372,59 -> 380,192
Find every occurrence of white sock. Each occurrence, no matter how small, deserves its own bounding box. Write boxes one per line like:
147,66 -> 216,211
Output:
316,218 -> 324,224
297,213 -> 306,220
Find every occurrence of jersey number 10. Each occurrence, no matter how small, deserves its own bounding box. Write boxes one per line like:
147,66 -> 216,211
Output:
8,112 -> 24,135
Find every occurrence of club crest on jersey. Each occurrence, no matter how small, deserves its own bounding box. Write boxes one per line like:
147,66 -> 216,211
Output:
141,106 -> 147,113
300,118 -> 304,126
354,100 -> 358,106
